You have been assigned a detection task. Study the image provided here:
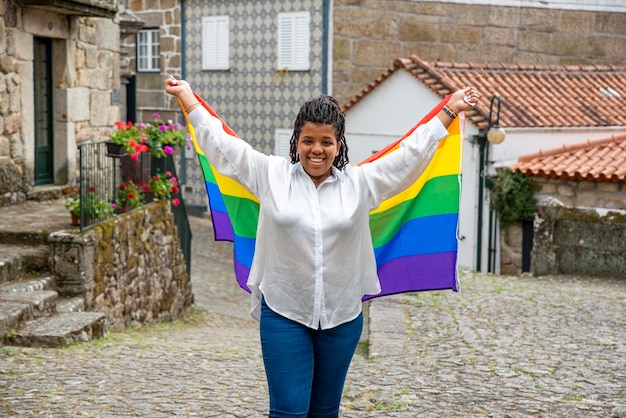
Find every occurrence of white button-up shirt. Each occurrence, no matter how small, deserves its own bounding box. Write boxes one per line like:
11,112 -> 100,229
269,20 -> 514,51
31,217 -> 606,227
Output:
189,107 -> 448,330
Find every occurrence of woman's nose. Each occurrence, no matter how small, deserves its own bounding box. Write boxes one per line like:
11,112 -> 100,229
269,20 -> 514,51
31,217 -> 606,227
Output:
311,142 -> 323,153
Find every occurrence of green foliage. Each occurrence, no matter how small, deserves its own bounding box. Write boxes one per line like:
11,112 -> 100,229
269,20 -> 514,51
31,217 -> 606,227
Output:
490,169 -> 540,229
5,328 -> 17,341
115,180 -> 145,210
110,113 -> 188,158
65,187 -> 115,218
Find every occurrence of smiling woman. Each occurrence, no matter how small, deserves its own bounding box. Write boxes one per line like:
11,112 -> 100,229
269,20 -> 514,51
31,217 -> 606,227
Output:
164,76 -> 480,417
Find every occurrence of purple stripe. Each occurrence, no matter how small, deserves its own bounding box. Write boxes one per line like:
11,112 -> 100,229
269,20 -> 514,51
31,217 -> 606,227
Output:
234,260 -> 251,292
364,252 -> 459,300
210,210 -> 234,242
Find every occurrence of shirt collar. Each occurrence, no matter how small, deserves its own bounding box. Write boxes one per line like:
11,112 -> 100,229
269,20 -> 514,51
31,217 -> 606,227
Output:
293,162 -> 345,184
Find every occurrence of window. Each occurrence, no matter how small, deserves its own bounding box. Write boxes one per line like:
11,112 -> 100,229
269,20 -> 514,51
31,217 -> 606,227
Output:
137,29 -> 160,72
275,129 -> 292,158
277,12 -> 310,71
202,16 -> 230,70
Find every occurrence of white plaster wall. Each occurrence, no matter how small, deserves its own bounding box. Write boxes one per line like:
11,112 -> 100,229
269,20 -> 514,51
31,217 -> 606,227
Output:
345,70 -> 626,273
344,71 -> 481,271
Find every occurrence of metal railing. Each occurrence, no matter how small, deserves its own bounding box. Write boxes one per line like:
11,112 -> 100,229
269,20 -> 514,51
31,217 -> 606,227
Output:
76,141 -> 192,274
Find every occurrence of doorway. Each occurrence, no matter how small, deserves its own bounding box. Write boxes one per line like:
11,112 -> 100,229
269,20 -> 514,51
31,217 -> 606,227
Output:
34,37 -> 54,185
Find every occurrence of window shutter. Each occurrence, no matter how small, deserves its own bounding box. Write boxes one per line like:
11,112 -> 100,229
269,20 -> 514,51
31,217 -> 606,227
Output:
202,16 -> 229,70
277,15 -> 293,69
277,12 -> 310,71
293,13 -> 310,70
275,129 -> 292,158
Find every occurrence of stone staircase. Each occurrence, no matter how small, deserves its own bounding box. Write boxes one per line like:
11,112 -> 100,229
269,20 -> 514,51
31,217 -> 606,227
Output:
0,192 -> 107,348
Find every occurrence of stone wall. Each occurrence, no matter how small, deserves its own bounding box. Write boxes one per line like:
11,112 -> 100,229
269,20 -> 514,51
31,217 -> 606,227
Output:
499,177 -> 626,276
532,202 -> 626,279
49,200 -> 194,330
332,1 -> 626,106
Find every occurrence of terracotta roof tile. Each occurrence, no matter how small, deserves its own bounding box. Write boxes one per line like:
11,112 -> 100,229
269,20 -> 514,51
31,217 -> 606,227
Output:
342,55 -> 626,130
511,133 -> 626,182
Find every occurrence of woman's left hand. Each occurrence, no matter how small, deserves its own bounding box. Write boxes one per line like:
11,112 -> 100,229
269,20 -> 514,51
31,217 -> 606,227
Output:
449,86 -> 480,113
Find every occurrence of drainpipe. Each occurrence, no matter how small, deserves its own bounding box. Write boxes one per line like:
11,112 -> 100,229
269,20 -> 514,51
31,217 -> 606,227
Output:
475,133 -> 487,271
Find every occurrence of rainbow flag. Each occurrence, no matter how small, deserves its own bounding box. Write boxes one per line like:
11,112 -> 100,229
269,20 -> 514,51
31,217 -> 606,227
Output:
181,93 -> 462,297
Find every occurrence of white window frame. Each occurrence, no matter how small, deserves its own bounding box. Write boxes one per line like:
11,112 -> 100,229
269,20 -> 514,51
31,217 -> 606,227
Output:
202,16 -> 230,70
137,28 -> 160,72
277,12 -> 310,71
275,129 -> 293,158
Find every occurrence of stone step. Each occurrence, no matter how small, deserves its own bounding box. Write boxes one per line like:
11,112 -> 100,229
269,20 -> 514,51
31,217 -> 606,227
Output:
0,245 -> 50,284
9,312 -> 107,348
56,296 -> 85,313
0,275 -> 56,292
0,290 -> 58,338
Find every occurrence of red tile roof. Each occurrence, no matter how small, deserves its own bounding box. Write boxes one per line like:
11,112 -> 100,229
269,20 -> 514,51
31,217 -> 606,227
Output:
342,55 -> 626,130
511,132 -> 626,182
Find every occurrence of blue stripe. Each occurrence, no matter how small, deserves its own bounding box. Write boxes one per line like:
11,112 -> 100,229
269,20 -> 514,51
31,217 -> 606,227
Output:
233,234 -> 256,269
205,180 -> 227,213
373,213 -> 459,266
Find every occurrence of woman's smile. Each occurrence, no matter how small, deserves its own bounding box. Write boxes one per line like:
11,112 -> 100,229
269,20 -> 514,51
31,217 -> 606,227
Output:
297,122 -> 339,183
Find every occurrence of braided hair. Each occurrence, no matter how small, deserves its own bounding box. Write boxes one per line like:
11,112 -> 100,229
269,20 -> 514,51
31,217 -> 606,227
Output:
288,95 -> 349,170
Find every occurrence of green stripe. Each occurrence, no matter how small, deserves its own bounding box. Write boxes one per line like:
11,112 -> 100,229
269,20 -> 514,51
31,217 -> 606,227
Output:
223,194 -> 260,238
370,175 -> 460,248
199,155 -> 217,184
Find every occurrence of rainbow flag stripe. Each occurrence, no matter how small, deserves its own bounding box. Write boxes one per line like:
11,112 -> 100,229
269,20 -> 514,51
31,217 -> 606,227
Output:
181,93 -> 462,297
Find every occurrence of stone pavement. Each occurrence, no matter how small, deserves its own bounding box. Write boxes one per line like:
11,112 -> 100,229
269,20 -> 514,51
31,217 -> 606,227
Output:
1,213 -> 625,417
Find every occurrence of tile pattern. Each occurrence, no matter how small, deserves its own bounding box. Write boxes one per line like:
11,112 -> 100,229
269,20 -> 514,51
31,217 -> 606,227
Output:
343,55 -> 626,131
511,133 -> 626,182
182,0 -> 325,208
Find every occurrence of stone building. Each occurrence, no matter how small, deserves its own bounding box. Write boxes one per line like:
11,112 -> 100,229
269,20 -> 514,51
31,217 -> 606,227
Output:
0,1 -> 120,205
0,0 -> 184,209
332,0 -> 626,106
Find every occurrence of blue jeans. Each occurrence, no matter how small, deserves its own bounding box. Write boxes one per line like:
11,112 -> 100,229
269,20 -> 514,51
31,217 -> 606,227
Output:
260,298 -> 363,418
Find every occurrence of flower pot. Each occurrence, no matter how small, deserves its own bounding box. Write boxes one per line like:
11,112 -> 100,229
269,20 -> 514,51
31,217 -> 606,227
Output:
105,141 -> 128,158
70,211 -> 80,226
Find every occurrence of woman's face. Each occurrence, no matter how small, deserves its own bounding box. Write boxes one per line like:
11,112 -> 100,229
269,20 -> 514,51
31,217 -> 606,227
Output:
296,122 -> 339,179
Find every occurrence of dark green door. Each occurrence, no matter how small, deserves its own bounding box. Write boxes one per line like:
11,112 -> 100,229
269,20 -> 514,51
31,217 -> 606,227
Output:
34,37 -> 54,185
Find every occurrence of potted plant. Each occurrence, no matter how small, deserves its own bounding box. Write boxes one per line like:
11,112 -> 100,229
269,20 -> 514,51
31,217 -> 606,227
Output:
65,186 -> 115,225
65,187 -> 81,225
107,121 -> 148,160
148,171 -> 181,206
114,181 -> 145,212
108,113 -> 187,160
141,113 -> 188,158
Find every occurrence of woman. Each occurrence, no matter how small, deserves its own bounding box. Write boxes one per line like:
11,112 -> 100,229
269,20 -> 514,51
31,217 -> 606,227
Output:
164,78 -> 479,417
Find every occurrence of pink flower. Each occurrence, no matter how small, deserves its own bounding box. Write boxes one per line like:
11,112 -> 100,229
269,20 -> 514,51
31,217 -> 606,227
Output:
163,145 -> 173,155
172,198 -> 180,207
130,153 -> 140,161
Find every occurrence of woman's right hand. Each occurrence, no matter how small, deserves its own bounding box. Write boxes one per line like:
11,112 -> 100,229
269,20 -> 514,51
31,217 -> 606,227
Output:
164,77 -> 198,112
164,76 -> 192,98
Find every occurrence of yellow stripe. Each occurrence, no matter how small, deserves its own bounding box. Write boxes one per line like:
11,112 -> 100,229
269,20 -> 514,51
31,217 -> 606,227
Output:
213,169 -> 259,202
371,133 -> 461,215
187,121 -> 259,202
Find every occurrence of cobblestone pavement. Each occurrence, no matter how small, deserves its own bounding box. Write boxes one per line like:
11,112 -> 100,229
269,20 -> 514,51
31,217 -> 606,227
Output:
1,215 -> 625,417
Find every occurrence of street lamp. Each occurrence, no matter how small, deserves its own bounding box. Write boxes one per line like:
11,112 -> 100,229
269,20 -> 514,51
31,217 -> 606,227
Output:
474,93 -> 505,272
